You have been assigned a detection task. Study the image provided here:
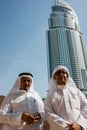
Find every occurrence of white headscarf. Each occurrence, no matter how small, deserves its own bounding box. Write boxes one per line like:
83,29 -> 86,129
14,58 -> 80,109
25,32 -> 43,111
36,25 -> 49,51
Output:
48,65 -> 77,94
1,73 -> 36,106
8,74 -> 35,94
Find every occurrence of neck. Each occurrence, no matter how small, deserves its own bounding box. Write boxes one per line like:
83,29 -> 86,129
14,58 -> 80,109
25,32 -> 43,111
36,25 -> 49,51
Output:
57,84 -> 66,89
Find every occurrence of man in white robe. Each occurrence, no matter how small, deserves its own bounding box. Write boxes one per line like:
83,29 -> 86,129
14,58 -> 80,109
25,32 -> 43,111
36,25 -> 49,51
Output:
45,66 -> 87,130
0,72 -> 45,130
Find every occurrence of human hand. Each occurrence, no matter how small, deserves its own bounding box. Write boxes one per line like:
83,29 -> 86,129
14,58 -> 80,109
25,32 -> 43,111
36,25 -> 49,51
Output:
34,112 -> 41,122
67,123 -> 82,130
21,112 -> 35,125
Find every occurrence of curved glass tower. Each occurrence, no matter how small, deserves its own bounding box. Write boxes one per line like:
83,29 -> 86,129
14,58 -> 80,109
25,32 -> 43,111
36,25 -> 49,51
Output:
46,0 -> 87,91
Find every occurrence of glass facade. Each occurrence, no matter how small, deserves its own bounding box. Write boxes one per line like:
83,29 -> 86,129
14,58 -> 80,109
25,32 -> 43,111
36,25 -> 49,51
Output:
46,0 -> 87,90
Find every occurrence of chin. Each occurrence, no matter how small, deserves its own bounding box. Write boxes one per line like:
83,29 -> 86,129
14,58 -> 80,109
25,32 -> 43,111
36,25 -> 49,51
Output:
62,82 -> 66,85
60,82 -> 66,85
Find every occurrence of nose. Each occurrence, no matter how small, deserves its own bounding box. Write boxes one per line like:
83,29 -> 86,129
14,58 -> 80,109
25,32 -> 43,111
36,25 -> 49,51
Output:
25,80 -> 29,85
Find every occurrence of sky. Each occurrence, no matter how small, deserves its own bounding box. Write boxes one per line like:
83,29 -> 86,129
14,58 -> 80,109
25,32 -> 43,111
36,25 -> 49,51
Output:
0,0 -> 87,98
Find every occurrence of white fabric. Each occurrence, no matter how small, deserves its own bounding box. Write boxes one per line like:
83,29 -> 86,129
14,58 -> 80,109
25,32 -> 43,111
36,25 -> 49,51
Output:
45,66 -> 87,130
0,75 -> 35,107
0,74 -> 45,130
52,65 -> 70,76
49,66 -> 76,95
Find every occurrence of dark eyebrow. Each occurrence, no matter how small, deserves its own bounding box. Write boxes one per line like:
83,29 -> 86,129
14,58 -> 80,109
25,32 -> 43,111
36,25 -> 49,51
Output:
55,70 -> 68,76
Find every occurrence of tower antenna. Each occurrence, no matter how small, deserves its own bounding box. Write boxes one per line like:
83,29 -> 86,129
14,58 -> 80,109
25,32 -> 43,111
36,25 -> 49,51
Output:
54,0 -> 57,5
54,0 -> 61,5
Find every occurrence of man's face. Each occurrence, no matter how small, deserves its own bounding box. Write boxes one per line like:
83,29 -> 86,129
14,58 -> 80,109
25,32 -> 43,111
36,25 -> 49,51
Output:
53,69 -> 68,85
20,77 -> 32,91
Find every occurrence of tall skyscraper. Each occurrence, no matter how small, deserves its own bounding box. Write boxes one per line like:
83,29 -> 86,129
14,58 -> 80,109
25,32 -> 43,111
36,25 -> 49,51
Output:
46,0 -> 87,94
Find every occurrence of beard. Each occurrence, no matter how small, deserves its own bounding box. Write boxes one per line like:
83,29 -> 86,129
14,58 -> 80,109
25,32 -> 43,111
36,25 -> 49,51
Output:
20,86 -> 30,92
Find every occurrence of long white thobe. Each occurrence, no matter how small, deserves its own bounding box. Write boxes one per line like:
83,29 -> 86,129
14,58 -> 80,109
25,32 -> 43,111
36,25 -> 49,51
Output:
45,86 -> 87,130
0,91 -> 45,130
